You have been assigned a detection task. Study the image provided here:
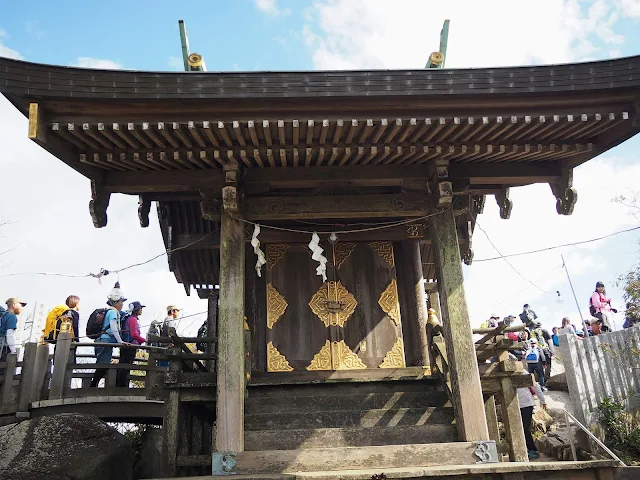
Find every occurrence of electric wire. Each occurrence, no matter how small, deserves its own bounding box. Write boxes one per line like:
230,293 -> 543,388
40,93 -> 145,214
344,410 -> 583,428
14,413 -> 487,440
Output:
474,225 -> 640,262
475,223 -> 552,294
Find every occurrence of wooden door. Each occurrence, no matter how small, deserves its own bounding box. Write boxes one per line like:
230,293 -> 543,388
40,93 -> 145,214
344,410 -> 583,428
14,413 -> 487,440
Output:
265,241 -> 405,373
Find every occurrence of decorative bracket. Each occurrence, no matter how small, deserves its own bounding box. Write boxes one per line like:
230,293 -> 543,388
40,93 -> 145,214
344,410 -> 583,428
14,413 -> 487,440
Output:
89,179 -> 110,228
471,195 -> 485,215
430,159 -> 453,210
462,220 -> 474,266
550,167 -> 577,216
138,196 -> 151,228
222,186 -> 240,214
473,440 -> 499,464
494,188 -> 512,219
212,452 -> 237,475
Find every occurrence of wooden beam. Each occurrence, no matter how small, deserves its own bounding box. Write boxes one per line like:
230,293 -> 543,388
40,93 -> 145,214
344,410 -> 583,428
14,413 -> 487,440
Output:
244,194 -> 429,220
449,163 -> 561,184
103,169 -> 224,194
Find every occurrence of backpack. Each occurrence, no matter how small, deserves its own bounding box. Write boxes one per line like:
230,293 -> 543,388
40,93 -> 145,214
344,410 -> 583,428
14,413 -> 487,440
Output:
43,305 -> 72,343
86,308 -> 109,340
525,347 -> 540,363
196,322 -> 207,352
120,313 -> 133,343
589,296 -> 597,317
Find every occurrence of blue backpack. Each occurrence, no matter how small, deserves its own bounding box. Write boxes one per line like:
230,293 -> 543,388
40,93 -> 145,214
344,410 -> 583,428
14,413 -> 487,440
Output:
119,313 -> 132,343
525,347 -> 540,363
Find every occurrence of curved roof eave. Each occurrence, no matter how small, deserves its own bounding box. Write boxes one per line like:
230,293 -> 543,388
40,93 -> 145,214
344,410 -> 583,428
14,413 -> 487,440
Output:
1,55 -> 639,104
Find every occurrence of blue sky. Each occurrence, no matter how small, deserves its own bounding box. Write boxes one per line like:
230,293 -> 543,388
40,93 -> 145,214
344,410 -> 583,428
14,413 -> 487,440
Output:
1,0 -> 640,341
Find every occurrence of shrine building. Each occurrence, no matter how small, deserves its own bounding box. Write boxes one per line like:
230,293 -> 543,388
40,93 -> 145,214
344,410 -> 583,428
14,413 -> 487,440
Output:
1,54 -> 639,476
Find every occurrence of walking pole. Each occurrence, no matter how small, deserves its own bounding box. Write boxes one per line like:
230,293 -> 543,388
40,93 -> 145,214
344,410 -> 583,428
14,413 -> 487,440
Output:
561,254 -> 590,335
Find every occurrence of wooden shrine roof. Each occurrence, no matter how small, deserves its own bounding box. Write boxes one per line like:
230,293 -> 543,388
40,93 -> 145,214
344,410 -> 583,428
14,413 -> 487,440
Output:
1,55 -> 640,292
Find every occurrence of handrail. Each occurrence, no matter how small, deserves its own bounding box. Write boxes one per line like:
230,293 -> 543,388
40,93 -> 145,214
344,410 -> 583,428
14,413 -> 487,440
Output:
563,409 -> 626,467
71,342 -> 168,352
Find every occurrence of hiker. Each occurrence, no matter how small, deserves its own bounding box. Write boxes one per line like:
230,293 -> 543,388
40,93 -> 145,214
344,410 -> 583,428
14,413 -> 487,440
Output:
163,305 -> 181,337
623,303 -> 639,329
589,318 -> 604,336
90,283 -> 128,387
558,317 -> 579,338
590,282 -> 617,332
0,298 -> 26,376
550,327 -> 560,354
519,304 -> 538,329
52,295 -> 81,363
517,379 -> 547,460
531,322 -> 552,378
525,338 -> 547,391
116,301 -> 146,388
480,313 -> 500,329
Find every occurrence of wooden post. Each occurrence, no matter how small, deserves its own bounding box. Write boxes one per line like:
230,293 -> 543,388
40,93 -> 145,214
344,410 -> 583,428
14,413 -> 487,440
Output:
50,332 -> 72,399
405,239 -> 430,367
484,394 -> 500,444
206,289 -> 219,372
17,343 -> 38,413
215,180 -> 246,454
1,353 -> 18,406
32,343 -> 50,402
429,208 -> 489,441
498,378 -> 528,462
163,347 -> 182,477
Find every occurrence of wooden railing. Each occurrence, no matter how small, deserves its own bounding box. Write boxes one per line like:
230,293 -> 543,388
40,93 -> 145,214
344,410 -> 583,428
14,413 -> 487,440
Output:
429,322 -> 534,462
0,330 -> 217,424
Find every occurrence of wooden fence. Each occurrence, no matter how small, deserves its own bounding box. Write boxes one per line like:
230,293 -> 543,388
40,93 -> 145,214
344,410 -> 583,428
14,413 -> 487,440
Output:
560,326 -> 640,426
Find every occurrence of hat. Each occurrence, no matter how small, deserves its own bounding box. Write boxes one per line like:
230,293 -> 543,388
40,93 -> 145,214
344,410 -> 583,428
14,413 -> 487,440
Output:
167,305 -> 181,313
107,282 -> 126,304
490,313 -> 499,319
535,321 -> 542,328
523,304 -> 530,308
5,297 -> 27,307
129,301 -> 146,311
530,338 -> 538,344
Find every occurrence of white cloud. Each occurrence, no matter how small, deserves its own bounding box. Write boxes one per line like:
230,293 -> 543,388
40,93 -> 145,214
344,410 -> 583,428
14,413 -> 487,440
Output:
0,96 -> 206,343
0,29 -> 23,60
615,0 -> 640,18
255,0 -> 291,16
302,0 -> 638,70
71,57 -> 122,69
168,55 -> 183,71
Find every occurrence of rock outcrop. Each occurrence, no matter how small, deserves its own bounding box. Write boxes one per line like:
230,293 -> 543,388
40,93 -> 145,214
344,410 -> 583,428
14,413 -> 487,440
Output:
0,413 -> 132,480
546,372 -> 569,392
134,426 -> 163,479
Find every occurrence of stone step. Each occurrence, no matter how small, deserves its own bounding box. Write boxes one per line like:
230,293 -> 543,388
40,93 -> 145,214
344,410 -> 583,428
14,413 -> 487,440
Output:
245,391 -> 450,414
233,442 -> 479,474
244,424 -> 457,451
245,406 -> 455,430
247,378 -> 443,398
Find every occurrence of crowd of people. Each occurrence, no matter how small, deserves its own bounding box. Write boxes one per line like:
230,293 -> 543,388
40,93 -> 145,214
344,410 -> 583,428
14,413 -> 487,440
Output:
0,282 -> 185,387
478,280 -> 640,460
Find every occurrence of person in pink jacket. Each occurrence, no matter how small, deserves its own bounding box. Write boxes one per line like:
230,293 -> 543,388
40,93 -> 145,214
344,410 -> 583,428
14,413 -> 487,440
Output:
590,282 -> 617,332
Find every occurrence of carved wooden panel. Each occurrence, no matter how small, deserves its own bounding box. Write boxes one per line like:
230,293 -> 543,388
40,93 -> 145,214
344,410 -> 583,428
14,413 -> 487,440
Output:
331,241 -> 406,369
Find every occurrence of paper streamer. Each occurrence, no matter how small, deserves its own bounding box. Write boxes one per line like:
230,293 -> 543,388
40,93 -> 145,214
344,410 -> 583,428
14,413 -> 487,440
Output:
251,225 -> 266,277
308,232 -> 328,282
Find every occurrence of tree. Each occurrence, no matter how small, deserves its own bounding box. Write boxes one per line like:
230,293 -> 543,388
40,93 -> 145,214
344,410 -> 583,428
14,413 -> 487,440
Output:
614,192 -> 640,322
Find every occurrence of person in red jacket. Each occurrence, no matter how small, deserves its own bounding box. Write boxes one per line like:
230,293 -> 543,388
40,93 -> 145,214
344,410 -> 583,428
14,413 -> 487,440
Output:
116,301 -> 146,387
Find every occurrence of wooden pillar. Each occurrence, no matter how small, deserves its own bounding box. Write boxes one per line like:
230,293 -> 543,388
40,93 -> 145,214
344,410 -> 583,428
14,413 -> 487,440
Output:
163,347 -> 182,477
484,394 -> 500,444
50,332 -> 72,399
17,343 -> 38,413
404,239 -> 430,367
498,378 -> 528,462
1,353 -> 18,406
429,208 -> 489,441
215,180 -> 246,454
206,289 -> 219,372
